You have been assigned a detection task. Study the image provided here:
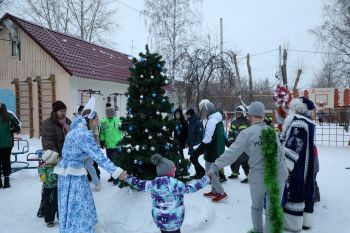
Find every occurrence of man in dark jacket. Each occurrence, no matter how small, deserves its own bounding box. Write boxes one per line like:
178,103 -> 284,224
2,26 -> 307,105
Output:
38,100 -> 71,217
185,109 -> 203,156
227,105 -> 250,183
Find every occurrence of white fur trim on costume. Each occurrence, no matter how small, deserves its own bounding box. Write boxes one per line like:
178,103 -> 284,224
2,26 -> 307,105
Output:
111,168 -> 123,179
290,98 -> 308,114
53,166 -> 88,176
303,212 -> 313,227
284,201 -> 305,213
284,148 -> 299,162
285,158 -> 295,172
284,212 -> 303,232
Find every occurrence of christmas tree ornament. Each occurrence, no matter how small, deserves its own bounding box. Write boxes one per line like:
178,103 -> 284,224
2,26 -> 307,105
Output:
148,135 -> 153,140
157,132 -> 162,137
129,114 -> 134,118
138,160 -> 143,165
164,80 -> 169,85
127,148 -> 131,153
162,126 -> 167,131
152,93 -> 157,98
140,95 -> 144,99
140,100 -> 143,104
156,110 -> 160,115
135,145 -> 140,151
144,128 -> 149,133
150,75 -> 154,79
128,126 -> 133,132
134,159 -> 137,164
152,100 -> 155,105
140,74 -> 144,79
150,146 -> 155,151
162,98 -> 166,103
128,95 -> 131,99
157,64 -> 161,68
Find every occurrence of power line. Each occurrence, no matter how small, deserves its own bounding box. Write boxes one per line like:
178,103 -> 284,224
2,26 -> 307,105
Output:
288,48 -> 349,56
114,0 -> 145,15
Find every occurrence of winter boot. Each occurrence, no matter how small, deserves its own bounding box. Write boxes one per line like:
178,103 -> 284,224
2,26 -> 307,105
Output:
46,222 -> 54,227
212,192 -> 228,203
228,173 -> 239,179
3,177 -> 10,188
203,191 -> 217,198
108,176 -> 114,182
219,172 -> 227,183
240,178 -> 249,184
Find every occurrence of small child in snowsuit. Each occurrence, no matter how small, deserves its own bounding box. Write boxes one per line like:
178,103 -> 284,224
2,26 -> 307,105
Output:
38,150 -> 59,227
120,154 -> 209,233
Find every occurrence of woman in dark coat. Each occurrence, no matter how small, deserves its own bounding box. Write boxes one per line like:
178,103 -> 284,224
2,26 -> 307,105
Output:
174,108 -> 188,156
0,103 -> 20,188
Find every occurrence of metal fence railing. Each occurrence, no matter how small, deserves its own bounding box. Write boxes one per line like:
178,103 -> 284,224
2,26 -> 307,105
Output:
315,109 -> 350,147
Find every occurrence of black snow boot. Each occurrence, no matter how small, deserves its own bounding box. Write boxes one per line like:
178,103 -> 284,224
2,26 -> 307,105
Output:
3,177 -> 10,188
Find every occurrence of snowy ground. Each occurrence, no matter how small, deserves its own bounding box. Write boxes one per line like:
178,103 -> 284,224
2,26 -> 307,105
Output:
0,137 -> 350,233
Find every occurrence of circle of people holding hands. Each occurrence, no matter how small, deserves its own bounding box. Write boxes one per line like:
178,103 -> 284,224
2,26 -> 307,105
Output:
0,95 -> 319,233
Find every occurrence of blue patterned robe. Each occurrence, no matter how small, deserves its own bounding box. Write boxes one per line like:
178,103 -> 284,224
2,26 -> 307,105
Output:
54,116 -> 119,233
125,175 -> 209,231
280,113 -> 315,231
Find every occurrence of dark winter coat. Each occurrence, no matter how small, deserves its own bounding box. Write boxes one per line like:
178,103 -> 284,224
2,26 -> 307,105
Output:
41,115 -> 71,156
186,113 -> 203,155
227,116 -> 250,144
174,109 -> 188,149
0,111 -> 20,149
280,113 -> 315,229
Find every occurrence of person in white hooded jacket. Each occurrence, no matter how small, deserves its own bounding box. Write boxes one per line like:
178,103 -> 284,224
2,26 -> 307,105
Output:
191,99 -> 227,203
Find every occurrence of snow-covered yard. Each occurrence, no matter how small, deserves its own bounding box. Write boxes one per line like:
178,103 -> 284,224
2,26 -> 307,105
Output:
0,137 -> 349,233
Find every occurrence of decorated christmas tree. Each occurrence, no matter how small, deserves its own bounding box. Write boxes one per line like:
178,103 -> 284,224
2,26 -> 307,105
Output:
115,45 -> 190,181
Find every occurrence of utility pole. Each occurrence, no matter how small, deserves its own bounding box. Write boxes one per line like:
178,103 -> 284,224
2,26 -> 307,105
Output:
247,53 -> 253,103
220,18 -> 224,82
279,45 -> 282,84
131,40 -> 134,56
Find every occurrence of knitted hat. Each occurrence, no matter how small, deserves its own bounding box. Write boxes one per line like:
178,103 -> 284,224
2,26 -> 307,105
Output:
300,97 -> 316,111
42,150 -> 59,165
151,154 -> 176,177
106,106 -> 115,115
185,108 -> 195,116
52,101 -> 67,112
248,102 -> 265,117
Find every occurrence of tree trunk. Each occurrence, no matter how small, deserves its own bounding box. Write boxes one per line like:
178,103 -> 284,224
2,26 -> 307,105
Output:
293,69 -> 302,91
281,49 -> 288,86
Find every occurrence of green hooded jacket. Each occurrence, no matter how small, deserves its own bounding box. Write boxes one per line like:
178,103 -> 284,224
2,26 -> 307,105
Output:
0,112 -> 20,149
99,117 -> 123,149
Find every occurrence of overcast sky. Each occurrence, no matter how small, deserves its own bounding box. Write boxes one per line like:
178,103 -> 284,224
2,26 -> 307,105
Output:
112,0 -> 326,89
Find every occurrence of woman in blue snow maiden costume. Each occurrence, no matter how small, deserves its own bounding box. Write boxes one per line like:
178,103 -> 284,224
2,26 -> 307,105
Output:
54,97 -> 122,233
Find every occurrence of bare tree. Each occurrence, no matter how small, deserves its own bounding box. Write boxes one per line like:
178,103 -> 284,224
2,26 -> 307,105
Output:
0,0 -> 12,15
22,0 -> 118,43
312,0 -> 350,80
143,0 -> 202,81
312,57 -> 346,88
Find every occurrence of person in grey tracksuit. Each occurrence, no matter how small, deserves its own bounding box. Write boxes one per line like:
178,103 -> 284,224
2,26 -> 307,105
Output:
208,102 -> 288,233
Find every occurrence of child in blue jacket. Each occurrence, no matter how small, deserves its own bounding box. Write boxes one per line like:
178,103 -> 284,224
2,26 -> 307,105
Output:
119,154 -> 209,233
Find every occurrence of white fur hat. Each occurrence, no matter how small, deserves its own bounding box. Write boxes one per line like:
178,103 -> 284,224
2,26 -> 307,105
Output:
42,150 -> 59,165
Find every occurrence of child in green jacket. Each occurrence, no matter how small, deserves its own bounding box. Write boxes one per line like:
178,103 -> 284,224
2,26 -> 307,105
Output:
38,150 -> 59,227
